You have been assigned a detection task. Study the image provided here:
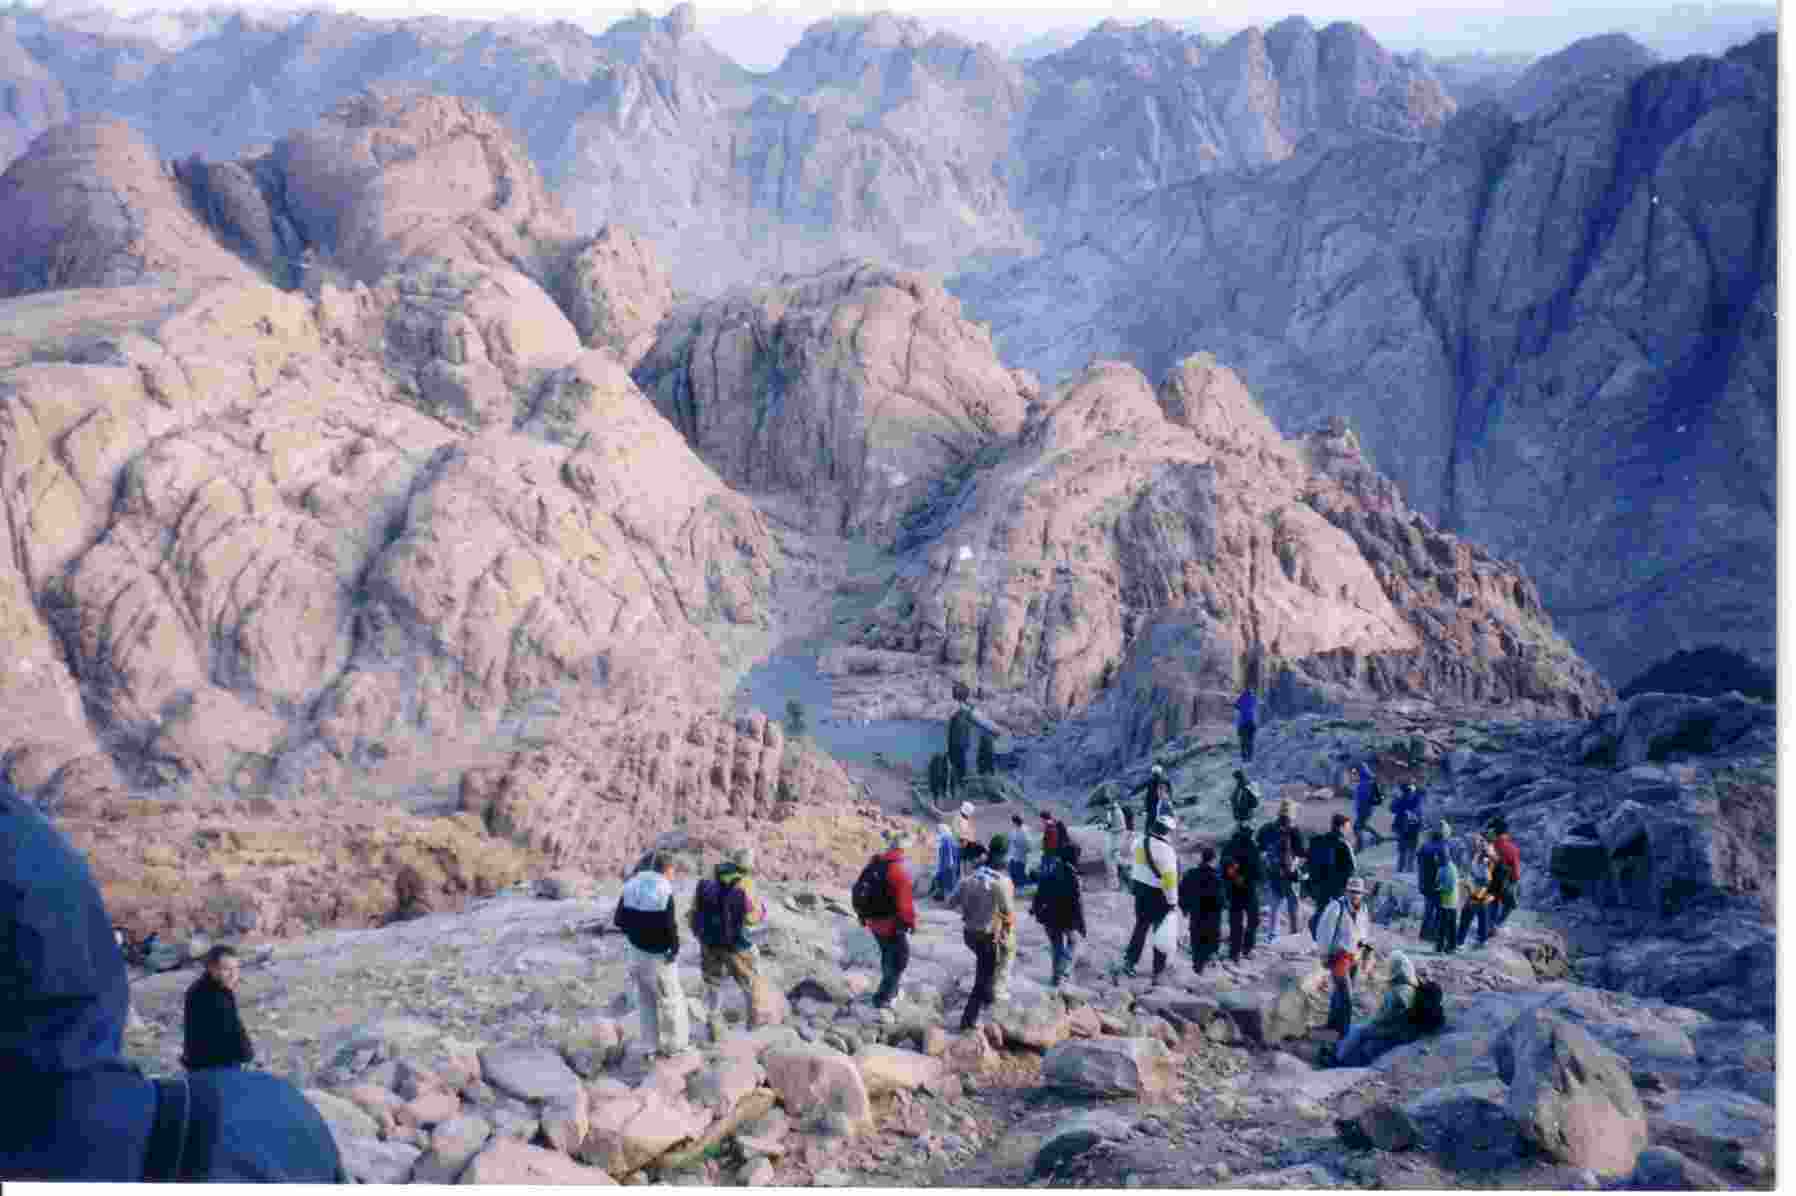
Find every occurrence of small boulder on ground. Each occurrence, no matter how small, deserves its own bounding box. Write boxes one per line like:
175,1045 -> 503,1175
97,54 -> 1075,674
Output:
1499,1010 -> 1647,1177
1033,1110 -> 1135,1175
460,1137 -> 618,1184
479,1045 -> 585,1106
853,1043 -> 943,1095
1041,1038 -> 1175,1100
761,1044 -> 872,1133
338,1137 -> 421,1184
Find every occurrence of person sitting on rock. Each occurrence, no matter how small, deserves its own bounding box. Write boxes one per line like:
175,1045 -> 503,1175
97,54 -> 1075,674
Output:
0,783 -> 343,1180
182,945 -> 254,1072
1030,840 -> 1087,987
950,840 -> 1015,1031
1315,876 -> 1372,1036
691,846 -> 773,1040
615,850 -> 688,1059
1222,822 -> 1263,962
1129,764 -> 1173,829
1332,949 -> 1420,1067
1178,845 -> 1225,975
1119,813 -> 1179,981
930,821 -> 960,902
858,828 -> 918,1011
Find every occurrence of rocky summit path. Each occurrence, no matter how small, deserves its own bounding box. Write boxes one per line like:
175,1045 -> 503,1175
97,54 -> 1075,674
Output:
119,691 -> 1775,1189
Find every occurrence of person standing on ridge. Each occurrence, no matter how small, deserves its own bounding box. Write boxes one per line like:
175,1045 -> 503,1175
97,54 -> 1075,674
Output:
1305,812 -> 1358,939
1130,764 -> 1174,828
1178,845 -> 1225,974
1391,783 -> 1424,874
1488,817 -> 1521,930
1316,876 -> 1371,1037
950,840 -> 1015,1031
615,850 -> 688,1058
855,828 -> 917,1011
1235,685 -> 1258,763
1030,840 -> 1087,987
1352,765 -> 1384,853
1256,798 -> 1306,939
930,821 -> 960,902
1119,813 -> 1179,980
1221,822 -> 1264,962
692,846 -> 773,1040
1416,822 -> 1450,944
1434,841 -> 1462,954
182,945 -> 255,1072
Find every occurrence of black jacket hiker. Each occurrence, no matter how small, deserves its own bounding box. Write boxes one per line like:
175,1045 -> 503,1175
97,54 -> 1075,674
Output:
1222,827 -> 1263,960
182,973 -> 254,1071
1177,862 -> 1224,971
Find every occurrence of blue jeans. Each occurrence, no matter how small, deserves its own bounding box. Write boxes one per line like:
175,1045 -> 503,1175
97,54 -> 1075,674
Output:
1046,928 -> 1079,984
1264,874 -> 1299,936
1009,859 -> 1029,890
1396,834 -> 1418,874
873,929 -> 909,1006
1419,891 -> 1440,941
1328,968 -> 1354,1033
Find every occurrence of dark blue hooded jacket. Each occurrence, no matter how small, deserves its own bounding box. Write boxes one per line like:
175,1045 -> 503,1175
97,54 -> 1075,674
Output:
1,788 -> 344,1181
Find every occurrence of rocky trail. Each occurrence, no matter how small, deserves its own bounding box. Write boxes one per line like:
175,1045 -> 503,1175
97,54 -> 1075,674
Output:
117,689 -> 1776,1188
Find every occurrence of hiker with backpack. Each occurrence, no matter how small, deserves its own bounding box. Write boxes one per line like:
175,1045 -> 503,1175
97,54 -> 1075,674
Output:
955,802 -> 978,876
1416,821 -> 1450,943
1178,845 -> 1225,974
950,839 -> 1016,1031
615,849 -> 689,1058
1315,876 -> 1372,1035
1039,808 -> 1069,861
1235,686 -> 1258,763
1352,765 -> 1384,853
1221,823 -> 1263,962
1391,783 -> 1424,873
1456,834 -> 1496,950
1112,803 -> 1135,890
853,828 -> 918,1010
1305,813 -> 1357,940
1488,817 -> 1521,929
930,821 -> 960,902
1227,769 -> 1261,826
1256,798 -> 1306,938
1118,813 -> 1179,980
1029,840 -> 1087,986
692,846 -> 774,1040
1,783 -> 344,1181
1129,764 -> 1174,829
1331,950 -> 1441,1067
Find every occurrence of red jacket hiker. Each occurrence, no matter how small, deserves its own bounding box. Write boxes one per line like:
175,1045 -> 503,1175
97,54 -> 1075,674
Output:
1494,833 -> 1521,883
862,847 -> 917,938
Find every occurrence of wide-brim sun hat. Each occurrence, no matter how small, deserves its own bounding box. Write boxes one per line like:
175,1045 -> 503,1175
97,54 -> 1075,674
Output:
1345,877 -> 1366,894
961,802 -> 975,817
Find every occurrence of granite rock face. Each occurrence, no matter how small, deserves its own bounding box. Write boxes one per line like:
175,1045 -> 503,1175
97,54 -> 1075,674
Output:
955,37 -> 1776,685
634,261 -> 1030,541
849,354 -> 1605,737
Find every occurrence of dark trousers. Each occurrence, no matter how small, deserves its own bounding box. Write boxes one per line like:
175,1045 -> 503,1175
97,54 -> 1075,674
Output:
1046,927 -> 1077,985
1457,902 -> 1491,948
1239,722 -> 1256,762
960,930 -> 999,1030
1495,889 -> 1517,927
1396,834 -> 1419,874
873,929 -> 909,1006
1191,920 -> 1221,972
1009,859 -> 1029,890
1419,890 -> 1440,940
1435,906 -> 1459,953
1124,882 -> 1171,971
1227,888 -> 1259,959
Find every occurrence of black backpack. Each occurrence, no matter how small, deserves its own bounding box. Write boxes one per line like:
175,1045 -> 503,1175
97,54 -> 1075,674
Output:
692,878 -> 740,947
851,855 -> 896,920
1409,979 -> 1446,1032
1370,777 -> 1386,807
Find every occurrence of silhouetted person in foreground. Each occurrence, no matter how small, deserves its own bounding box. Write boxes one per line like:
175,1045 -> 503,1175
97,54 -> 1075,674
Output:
0,784 -> 343,1181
